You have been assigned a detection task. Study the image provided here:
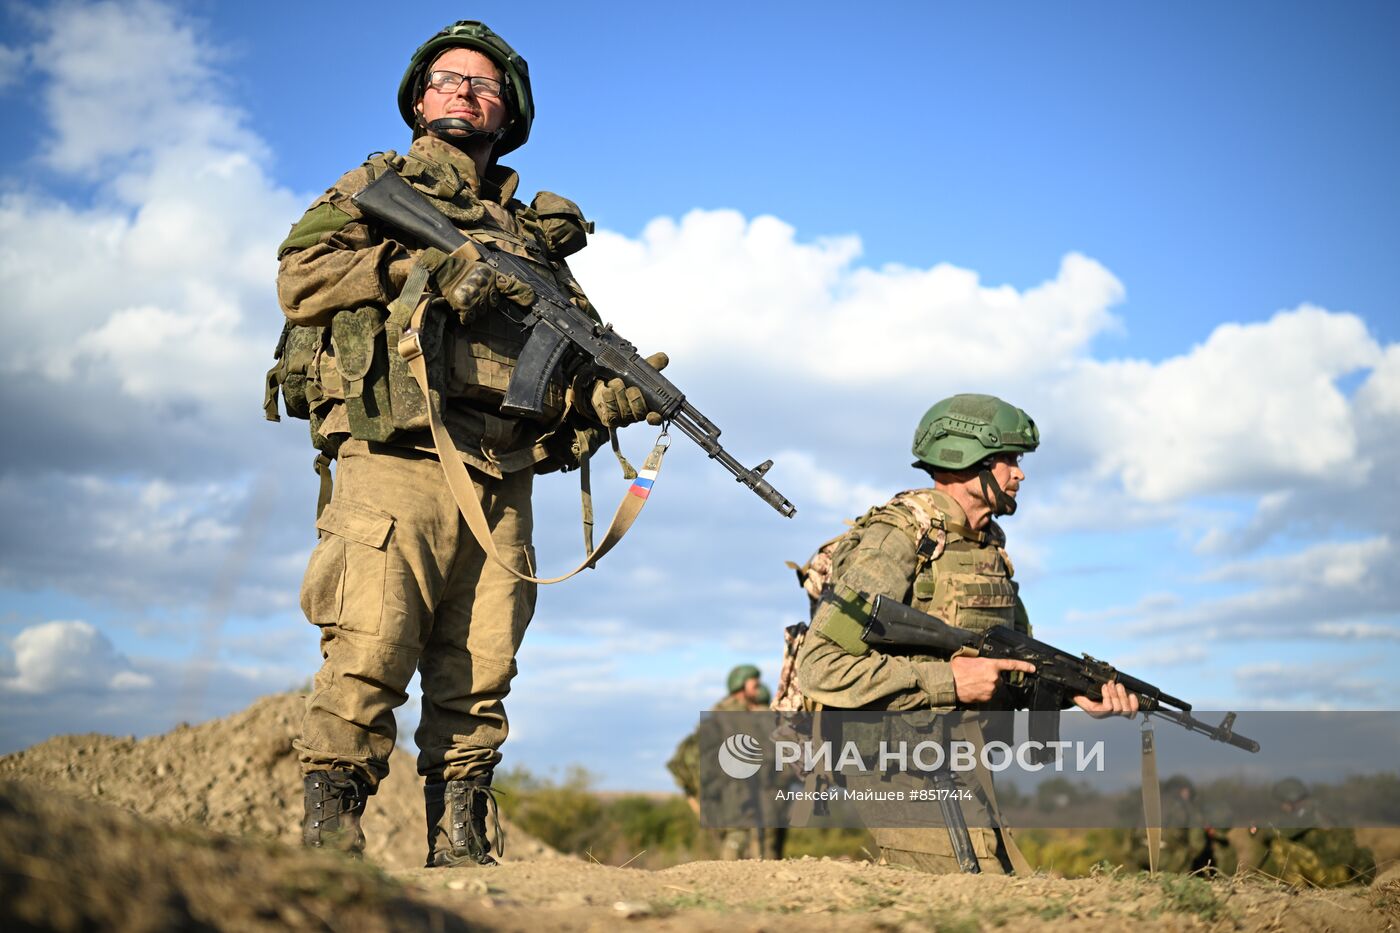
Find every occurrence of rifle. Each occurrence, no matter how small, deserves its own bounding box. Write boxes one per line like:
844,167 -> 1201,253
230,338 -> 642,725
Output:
856,593 -> 1260,756
352,170 -> 796,519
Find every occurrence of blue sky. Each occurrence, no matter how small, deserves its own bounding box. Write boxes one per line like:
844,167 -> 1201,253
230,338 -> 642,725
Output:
1,1 -> 1397,790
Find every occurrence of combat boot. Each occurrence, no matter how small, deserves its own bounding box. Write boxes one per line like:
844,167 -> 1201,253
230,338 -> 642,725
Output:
425,777 -> 501,867
302,769 -> 368,856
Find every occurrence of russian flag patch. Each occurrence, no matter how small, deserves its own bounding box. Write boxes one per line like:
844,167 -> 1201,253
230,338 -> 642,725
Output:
629,468 -> 658,500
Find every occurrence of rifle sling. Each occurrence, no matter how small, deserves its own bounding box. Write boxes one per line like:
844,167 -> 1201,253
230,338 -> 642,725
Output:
961,717 -> 1033,875
1141,717 -> 1162,873
398,298 -> 665,585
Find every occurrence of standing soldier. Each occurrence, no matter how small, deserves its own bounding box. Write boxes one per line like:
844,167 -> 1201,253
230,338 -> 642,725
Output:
793,394 -> 1137,874
668,664 -> 769,858
273,21 -> 660,866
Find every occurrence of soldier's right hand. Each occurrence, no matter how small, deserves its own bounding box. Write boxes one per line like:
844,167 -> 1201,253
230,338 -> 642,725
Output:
950,656 -> 1036,705
588,352 -> 670,428
428,245 -> 535,322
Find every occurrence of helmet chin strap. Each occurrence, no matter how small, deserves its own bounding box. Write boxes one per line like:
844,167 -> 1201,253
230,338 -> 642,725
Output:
978,467 -> 1017,517
423,117 -> 505,150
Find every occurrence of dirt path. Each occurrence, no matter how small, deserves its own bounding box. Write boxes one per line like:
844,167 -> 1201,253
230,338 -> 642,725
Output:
396,857 -> 1399,933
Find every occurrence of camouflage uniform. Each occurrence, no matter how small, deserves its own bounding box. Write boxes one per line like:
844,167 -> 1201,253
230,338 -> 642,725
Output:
1141,777 -> 1211,874
1241,782 -> 1377,886
282,134 -> 598,793
709,692 -> 762,859
796,486 -> 1030,874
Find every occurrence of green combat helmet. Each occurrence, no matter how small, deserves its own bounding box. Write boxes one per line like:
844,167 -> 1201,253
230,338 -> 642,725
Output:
397,20 -> 534,156
727,664 -> 760,695
912,393 -> 1039,516
1273,777 -> 1309,806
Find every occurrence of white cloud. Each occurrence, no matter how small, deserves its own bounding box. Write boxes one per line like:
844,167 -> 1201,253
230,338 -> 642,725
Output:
1053,306 -> 1382,502
574,213 -> 1125,387
0,472 -> 302,614
1357,343 -> 1400,418
1,620 -> 146,694
1233,661 -> 1398,707
0,620 -> 303,753
1201,536 -> 1391,589
1113,642 -> 1208,670
1313,622 -> 1400,641
0,0 -> 301,433
32,0 -> 262,176
771,449 -> 890,518
1065,592 -> 1182,626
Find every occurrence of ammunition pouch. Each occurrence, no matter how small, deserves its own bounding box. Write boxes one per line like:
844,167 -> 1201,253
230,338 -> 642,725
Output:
332,300 -> 444,443
264,322 -> 338,457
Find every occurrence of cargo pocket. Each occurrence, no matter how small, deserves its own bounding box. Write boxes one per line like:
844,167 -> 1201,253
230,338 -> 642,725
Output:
299,532 -> 344,626
313,499 -> 395,637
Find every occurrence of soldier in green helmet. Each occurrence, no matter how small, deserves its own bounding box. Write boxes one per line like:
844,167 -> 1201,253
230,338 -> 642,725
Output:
1240,778 -> 1377,886
667,664 -> 775,859
274,21 -> 664,867
717,664 -> 764,713
792,394 -> 1138,874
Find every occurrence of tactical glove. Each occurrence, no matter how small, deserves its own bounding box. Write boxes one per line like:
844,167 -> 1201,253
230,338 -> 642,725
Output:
424,245 -> 535,323
588,352 -> 670,428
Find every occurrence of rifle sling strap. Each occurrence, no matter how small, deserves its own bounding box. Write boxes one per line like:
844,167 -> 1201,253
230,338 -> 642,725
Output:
961,717 -> 1033,875
1141,717 -> 1161,873
579,450 -> 595,554
398,298 -> 666,585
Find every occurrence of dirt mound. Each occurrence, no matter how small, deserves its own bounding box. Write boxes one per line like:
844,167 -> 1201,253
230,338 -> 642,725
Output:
2,780 -> 1395,932
0,780 -> 468,933
0,692 -> 557,869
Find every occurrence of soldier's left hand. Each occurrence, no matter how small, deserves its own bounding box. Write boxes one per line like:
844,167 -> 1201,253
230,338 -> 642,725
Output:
1073,680 -> 1139,719
588,352 -> 669,427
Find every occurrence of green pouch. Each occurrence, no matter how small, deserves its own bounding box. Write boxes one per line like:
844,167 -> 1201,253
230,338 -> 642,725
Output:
331,302 -> 446,443
264,322 -> 328,422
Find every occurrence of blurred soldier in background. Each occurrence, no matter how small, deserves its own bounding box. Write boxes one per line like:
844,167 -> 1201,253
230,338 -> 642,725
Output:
666,665 -> 783,859
1134,775 -> 1236,875
1239,778 -> 1376,886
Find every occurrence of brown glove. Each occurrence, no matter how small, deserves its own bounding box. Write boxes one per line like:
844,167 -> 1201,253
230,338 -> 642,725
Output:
426,245 -> 535,322
589,352 -> 670,428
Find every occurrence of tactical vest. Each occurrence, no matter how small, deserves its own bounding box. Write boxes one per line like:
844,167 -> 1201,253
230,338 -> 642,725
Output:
264,149 -> 596,451
910,532 -> 1019,637
792,488 -> 1025,636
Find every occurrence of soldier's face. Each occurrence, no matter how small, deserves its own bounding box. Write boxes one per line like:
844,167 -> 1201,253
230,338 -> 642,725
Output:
416,48 -> 509,135
986,453 -> 1025,502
